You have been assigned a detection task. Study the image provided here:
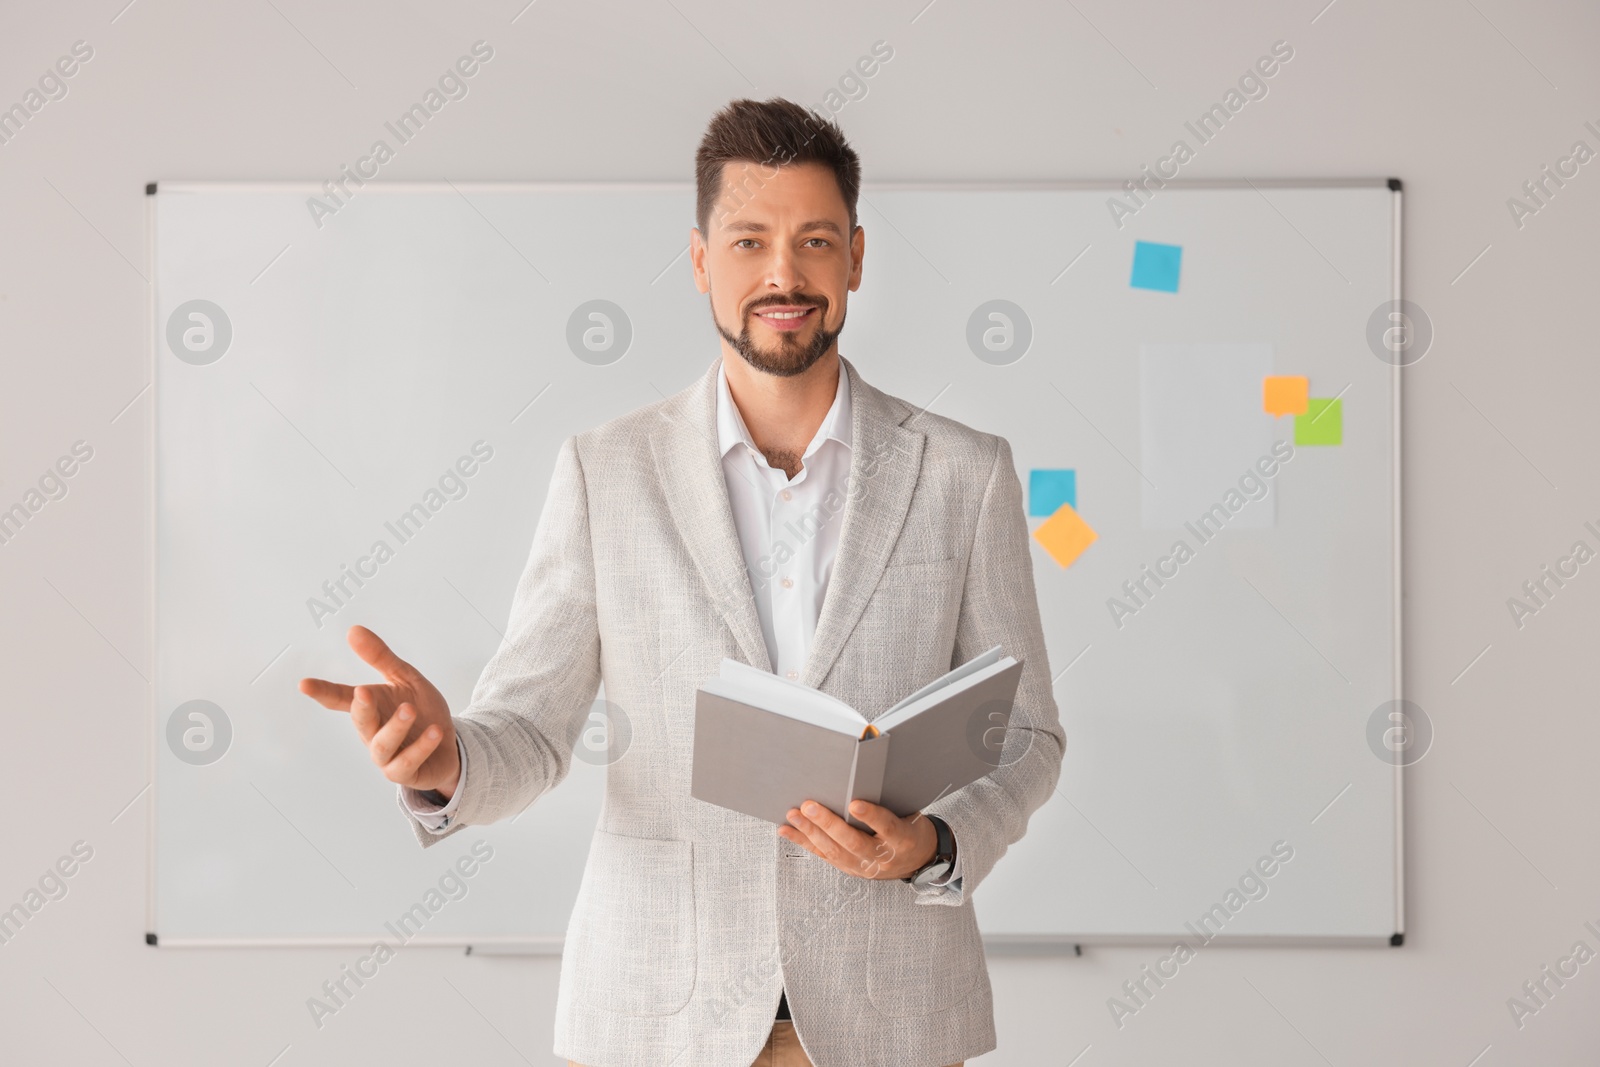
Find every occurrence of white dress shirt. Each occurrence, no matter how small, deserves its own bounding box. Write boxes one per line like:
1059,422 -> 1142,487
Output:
402,359 -> 961,898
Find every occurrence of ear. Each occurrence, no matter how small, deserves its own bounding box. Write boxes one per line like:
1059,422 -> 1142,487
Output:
690,226 -> 710,294
848,224 -> 865,292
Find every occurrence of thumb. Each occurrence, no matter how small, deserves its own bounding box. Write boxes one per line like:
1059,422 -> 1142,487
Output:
347,625 -> 413,682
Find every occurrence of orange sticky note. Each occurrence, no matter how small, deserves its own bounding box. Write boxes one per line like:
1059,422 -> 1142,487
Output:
1263,376 -> 1309,417
1032,502 -> 1098,569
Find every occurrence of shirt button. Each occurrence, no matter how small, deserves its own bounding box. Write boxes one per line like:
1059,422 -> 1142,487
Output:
780,577 -> 793,589
786,670 -> 798,680
781,490 -> 792,501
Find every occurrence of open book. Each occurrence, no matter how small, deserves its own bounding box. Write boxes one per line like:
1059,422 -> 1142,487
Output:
691,646 -> 1024,832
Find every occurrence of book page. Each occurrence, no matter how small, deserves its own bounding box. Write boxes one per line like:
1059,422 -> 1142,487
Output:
879,645 -> 1004,720
874,654 -> 1016,733
704,659 -> 868,736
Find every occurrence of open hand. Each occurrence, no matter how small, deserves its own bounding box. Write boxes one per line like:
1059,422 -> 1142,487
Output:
779,799 -> 938,880
299,625 -> 461,797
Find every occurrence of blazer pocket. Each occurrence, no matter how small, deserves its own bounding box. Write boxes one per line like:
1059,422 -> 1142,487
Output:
566,829 -> 697,1016
865,884 -> 982,1018
884,552 -> 961,570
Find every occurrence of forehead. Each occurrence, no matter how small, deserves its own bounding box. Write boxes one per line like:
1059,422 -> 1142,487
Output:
711,160 -> 849,234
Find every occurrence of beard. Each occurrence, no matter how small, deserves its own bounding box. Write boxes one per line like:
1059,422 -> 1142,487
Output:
711,292 -> 844,378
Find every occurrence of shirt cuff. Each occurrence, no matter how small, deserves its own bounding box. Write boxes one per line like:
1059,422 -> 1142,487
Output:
400,734 -> 467,834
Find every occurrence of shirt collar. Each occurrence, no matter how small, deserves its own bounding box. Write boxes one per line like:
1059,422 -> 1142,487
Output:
716,358 -> 852,462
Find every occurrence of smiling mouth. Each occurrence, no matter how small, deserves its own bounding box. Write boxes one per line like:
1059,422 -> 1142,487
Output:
752,305 -> 819,330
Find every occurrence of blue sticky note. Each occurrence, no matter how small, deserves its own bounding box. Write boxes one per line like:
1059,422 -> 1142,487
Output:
1029,469 -> 1076,517
1130,240 -> 1183,293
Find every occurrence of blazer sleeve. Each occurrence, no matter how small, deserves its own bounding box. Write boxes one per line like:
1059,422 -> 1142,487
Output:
915,434 -> 1066,905
397,434 -> 603,849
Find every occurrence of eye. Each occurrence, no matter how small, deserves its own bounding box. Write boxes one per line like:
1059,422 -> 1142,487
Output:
734,238 -> 759,249
805,238 -> 830,248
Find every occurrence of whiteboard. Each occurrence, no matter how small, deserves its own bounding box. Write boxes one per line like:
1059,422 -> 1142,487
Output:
150,180 -> 1401,947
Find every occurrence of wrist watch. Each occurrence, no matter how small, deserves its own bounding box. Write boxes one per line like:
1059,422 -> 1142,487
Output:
903,814 -> 956,889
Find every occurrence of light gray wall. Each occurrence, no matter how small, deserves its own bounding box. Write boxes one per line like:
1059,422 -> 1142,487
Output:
2,0 -> 1597,1063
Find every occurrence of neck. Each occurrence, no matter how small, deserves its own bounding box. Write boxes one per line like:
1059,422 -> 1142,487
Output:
722,350 -> 841,479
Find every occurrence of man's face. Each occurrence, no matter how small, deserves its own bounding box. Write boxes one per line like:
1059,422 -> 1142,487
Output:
691,160 -> 864,378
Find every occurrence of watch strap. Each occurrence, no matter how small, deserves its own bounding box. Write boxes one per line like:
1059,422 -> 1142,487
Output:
903,814 -> 955,884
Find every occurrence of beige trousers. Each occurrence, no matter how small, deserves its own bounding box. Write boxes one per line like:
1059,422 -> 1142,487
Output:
569,1019 -> 964,1066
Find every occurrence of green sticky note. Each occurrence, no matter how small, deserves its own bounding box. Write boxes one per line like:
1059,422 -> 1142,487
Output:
1295,398 -> 1342,445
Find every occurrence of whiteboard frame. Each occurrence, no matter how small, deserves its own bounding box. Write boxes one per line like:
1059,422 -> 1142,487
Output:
145,178 -> 1404,951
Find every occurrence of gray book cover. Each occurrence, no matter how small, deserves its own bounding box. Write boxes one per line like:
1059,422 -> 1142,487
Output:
691,655 -> 1023,832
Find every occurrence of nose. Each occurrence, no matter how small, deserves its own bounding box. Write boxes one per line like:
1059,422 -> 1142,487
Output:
764,243 -> 805,295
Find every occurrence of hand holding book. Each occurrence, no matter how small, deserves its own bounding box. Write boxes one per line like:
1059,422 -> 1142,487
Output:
690,645 -> 1023,832
778,797 -> 943,881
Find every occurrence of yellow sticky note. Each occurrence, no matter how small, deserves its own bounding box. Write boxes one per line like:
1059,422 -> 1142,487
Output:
1032,502 -> 1098,569
1263,375 -> 1309,417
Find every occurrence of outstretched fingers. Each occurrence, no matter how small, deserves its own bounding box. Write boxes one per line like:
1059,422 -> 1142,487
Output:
299,677 -> 355,711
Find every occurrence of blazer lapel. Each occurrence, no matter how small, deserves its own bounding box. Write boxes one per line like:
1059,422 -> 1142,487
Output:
651,358 -> 774,673
802,355 -> 925,690
650,354 -> 927,689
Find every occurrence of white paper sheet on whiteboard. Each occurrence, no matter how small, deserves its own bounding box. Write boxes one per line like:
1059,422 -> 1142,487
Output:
1139,342 -> 1277,531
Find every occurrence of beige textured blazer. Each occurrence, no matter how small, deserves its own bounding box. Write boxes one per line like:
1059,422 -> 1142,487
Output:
399,354 -> 1065,1067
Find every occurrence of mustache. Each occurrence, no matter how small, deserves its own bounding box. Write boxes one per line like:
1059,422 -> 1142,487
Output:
746,296 -> 825,314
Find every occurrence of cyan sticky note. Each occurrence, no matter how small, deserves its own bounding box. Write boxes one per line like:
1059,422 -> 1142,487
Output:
1029,469 -> 1076,517
1130,241 -> 1183,293
1295,398 -> 1342,445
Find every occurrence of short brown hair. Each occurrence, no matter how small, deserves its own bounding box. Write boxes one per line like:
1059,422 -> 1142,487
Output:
694,98 -> 861,237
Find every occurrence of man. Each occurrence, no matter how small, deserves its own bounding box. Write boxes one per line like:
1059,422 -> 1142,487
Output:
300,98 -> 1064,1067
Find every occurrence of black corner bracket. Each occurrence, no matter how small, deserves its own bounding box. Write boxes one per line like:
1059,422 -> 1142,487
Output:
146,182 -> 158,195
1386,178 -> 1402,192
145,932 -> 158,946
1389,932 -> 1404,947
